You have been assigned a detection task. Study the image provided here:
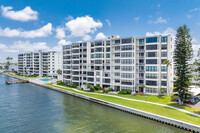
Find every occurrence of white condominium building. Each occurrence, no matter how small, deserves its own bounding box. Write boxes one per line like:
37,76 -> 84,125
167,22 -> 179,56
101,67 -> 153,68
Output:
62,35 -> 174,95
18,50 -> 62,77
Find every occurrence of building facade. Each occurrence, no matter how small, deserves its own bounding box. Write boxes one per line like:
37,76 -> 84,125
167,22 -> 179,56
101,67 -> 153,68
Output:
18,50 -> 62,77
62,35 -> 174,95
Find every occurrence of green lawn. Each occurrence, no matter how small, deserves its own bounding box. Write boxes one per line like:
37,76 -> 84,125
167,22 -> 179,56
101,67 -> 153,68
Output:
46,83 -> 200,126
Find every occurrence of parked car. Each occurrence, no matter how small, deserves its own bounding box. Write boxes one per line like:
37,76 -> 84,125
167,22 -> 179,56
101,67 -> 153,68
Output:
184,96 -> 198,104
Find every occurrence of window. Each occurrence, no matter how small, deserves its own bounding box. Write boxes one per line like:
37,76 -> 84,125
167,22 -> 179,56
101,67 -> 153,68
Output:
95,60 -> 102,64
106,47 -> 110,52
121,73 -> 132,78
114,59 -> 120,64
122,38 -> 132,44
115,53 -> 120,57
146,37 -> 157,43
106,53 -> 110,58
87,78 -> 94,82
146,45 -> 157,50
161,73 -> 167,79
115,66 -> 120,70
96,72 -> 100,76
161,81 -> 167,86
161,59 -> 167,64
161,66 -> 167,71
146,66 -> 157,71
161,37 -> 167,43
115,73 -> 120,77
115,79 -> 120,83
146,59 -> 157,64
146,80 -> 157,86
106,41 -> 110,46
121,66 -> 132,71
161,52 -> 167,57
146,52 -> 157,57
121,59 -> 133,64
161,44 -> 167,50
146,73 -> 157,79
115,46 -> 120,50
103,78 -> 110,83
115,39 -> 120,44
121,45 -> 132,51
145,87 -> 157,93
95,47 -> 103,52
139,39 -> 144,45
95,41 -> 103,46
121,52 -> 132,57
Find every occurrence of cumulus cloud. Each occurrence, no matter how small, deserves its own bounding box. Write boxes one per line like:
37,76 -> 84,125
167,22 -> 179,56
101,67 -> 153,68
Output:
83,35 -> 92,41
154,17 -> 168,24
1,5 -> 38,22
105,19 -> 111,27
134,17 -> 140,22
65,15 -> 102,40
0,23 -> 52,38
189,8 -> 200,12
52,39 -> 71,51
95,32 -> 107,40
0,41 -> 50,53
55,27 -> 65,39
146,27 -> 176,38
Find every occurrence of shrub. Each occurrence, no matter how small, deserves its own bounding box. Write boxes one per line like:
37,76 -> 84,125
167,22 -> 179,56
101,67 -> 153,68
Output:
89,85 -> 95,92
118,90 -> 132,95
94,86 -> 102,90
57,80 -> 67,86
68,84 -> 78,88
103,88 -> 109,93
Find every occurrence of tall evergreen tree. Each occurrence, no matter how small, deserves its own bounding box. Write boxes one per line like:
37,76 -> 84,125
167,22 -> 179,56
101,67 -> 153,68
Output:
174,25 -> 193,105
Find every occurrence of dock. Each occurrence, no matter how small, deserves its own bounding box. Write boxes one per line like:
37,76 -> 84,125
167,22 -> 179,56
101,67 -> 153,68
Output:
6,80 -> 29,84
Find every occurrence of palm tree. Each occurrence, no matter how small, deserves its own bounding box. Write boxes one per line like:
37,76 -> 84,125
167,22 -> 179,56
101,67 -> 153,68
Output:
162,60 -> 172,95
56,69 -> 62,80
5,57 -> 12,71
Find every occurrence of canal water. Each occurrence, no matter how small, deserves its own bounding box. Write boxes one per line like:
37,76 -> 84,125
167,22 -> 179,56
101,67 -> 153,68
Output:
0,75 -> 188,133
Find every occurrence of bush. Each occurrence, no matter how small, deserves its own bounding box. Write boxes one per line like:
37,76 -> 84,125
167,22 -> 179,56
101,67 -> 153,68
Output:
68,84 -> 78,88
89,86 -> 95,92
118,90 -> 132,95
94,86 -> 102,90
57,80 -> 67,86
103,88 -> 109,93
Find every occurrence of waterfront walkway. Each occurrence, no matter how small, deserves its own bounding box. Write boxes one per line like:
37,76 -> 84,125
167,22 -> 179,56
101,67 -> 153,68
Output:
53,84 -> 200,118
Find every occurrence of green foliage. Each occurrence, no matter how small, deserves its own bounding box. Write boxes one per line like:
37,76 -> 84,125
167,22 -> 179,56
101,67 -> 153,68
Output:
119,90 -> 132,95
57,80 -> 67,85
174,25 -> 193,105
56,69 -> 62,75
103,88 -> 109,93
68,84 -> 78,88
89,85 -> 95,92
94,86 -> 102,90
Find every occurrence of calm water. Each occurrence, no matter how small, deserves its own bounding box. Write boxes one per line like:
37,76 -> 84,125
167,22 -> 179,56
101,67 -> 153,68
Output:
0,74 -> 188,133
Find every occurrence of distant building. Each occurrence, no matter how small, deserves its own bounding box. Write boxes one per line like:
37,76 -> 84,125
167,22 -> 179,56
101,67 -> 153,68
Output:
18,50 -> 62,78
62,35 -> 174,95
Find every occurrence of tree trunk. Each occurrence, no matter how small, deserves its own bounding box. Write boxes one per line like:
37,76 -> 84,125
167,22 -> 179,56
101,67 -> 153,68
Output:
178,97 -> 183,105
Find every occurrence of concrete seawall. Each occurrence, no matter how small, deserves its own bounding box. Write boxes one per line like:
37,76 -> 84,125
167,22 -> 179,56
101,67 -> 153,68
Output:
2,73 -> 200,132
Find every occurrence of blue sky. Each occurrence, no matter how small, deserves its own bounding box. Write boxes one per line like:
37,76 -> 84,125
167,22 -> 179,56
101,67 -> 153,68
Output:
0,0 -> 200,62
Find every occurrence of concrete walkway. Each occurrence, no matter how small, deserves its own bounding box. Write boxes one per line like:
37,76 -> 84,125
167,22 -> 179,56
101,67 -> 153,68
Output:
54,84 -> 200,118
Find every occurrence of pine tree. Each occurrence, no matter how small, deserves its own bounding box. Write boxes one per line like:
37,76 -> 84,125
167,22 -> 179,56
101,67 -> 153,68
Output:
174,25 -> 193,105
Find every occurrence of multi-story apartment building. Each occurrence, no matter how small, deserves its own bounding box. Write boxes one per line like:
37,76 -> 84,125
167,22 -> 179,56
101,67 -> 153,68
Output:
18,50 -> 62,77
62,35 -> 174,95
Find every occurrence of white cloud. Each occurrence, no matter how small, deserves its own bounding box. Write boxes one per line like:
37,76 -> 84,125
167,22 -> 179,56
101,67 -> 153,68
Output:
105,19 -> 111,27
0,43 -> 8,49
95,32 -> 107,40
154,17 -> 167,24
58,39 -> 71,45
192,44 -> 200,62
192,37 -> 198,44
0,23 -> 52,38
55,27 -> 65,39
83,35 -> 92,41
52,39 -> 71,51
186,14 -> 193,19
189,8 -> 200,12
65,15 -> 103,39
1,5 -> 38,22
146,27 -> 176,39
134,17 -> 140,21
65,15 -> 73,20
0,41 -> 50,53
